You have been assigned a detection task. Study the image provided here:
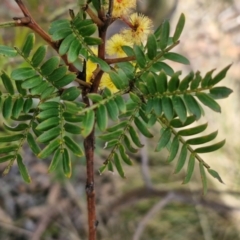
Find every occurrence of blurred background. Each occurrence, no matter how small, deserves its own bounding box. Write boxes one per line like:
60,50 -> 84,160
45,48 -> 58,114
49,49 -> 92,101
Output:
0,0 -> 240,239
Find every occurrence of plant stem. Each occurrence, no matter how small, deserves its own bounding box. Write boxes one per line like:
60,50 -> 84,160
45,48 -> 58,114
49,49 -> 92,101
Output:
82,88 -> 97,240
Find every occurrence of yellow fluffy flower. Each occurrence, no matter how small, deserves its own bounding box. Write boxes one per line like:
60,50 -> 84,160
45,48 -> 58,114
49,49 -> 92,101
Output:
106,34 -> 131,57
112,0 -> 136,18
122,13 -> 153,44
85,48 -> 118,93
86,48 -> 98,83
100,73 -> 119,93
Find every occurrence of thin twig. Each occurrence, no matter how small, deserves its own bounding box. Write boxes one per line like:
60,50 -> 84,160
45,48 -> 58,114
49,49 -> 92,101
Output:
105,56 -> 136,64
82,4 -> 104,27
133,193 -> 175,240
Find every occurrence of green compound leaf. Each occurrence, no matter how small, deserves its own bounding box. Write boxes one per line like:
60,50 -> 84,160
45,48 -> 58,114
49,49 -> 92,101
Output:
178,123 -> 208,136
27,133 -> 41,155
207,168 -> 224,184
52,28 -> 72,41
63,148 -> 72,178
48,148 -> 61,173
37,109 -> 59,120
199,162 -> 208,195
81,110 -> 95,138
1,71 -> 15,95
159,20 -> 170,50
22,33 -> 35,58
128,125 -> 144,148
162,96 -> 174,121
155,71 -> 168,93
114,153 -> 125,178
183,94 -> 202,120
39,101 -> 60,110
78,23 -> 97,37
174,144 -> 187,173
88,93 -> 103,102
31,45 -> 47,67
170,115 -> 196,128
123,135 -> 138,153
38,138 -> 61,159
182,154 -> 195,184
173,13 -> 185,42
36,117 -> 60,131
146,72 -> 157,94
17,154 -> 31,183
209,64 -> 232,86
99,129 -> 122,141
60,86 -> 81,101
0,155 -> 15,163
37,127 -> 61,143
3,96 -> 13,119
64,123 -> 81,134
15,81 -> 27,96
11,68 -> 36,81
99,164 -> 107,175
89,56 -> 111,72
21,75 -> 43,89
12,97 -> 24,119
48,66 -> 68,82
201,69 -> 215,88
106,99 -> 119,121
107,121 -> 128,132
194,139 -> 225,153
196,92 -> 221,113
119,144 -> 133,166
179,71 -> 194,91
152,62 -> 174,76
209,87 -> 233,99
30,81 -> 49,95
23,98 -> 33,113
0,145 -> 18,154
0,45 -> 17,57
54,73 -> 76,88
172,96 -> 187,123
147,34 -> 157,60
49,19 -> 71,35
59,34 -> 75,56
84,36 -> 102,45
155,128 -> 171,152
67,38 -> 81,63
164,52 -> 190,65
134,117 -> 153,138
40,56 -> 60,76
168,71 -> 180,92
190,71 -> 202,90
152,98 -> 162,116
64,136 -> 84,157
130,92 -> 141,104
186,131 -> 218,145
4,123 -> 28,132
167,135 -> 179,162
115,95 -> 126,113
96,104 -> 108,131
133,45 -> 146,69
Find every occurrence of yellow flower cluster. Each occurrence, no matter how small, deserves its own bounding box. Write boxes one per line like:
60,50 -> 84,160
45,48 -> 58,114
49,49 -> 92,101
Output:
86,48 -> 118,93
86,2 -> 153,93
112,0 -> 136,18
106,13 -> 153,57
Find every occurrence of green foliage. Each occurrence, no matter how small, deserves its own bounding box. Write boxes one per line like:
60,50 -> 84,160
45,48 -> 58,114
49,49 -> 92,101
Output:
0,10 -> 233,195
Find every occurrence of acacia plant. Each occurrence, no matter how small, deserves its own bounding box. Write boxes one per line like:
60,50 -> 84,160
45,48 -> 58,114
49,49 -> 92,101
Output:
0,0 -> 233,239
